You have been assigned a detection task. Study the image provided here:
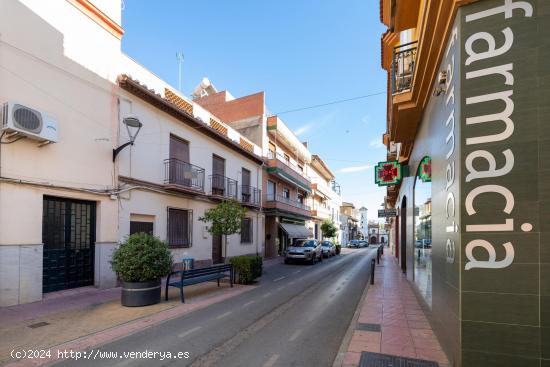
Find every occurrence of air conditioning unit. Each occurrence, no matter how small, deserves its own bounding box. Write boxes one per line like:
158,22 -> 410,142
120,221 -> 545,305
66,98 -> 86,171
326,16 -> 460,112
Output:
1,102 -> 58,143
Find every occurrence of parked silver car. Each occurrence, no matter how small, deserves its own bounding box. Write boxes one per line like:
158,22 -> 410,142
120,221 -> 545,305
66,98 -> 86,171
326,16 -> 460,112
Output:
321,241 -> 336,257
284,239 -> 323,264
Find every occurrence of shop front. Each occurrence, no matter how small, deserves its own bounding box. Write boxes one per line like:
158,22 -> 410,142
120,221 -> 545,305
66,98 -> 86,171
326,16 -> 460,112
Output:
379,1 -> 548,365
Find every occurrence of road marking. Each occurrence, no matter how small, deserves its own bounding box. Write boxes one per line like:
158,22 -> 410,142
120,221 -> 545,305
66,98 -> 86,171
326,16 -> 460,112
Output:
273,276 -> 286,282
178,326 -> 202,338
262,292 -> 272,298
262,354 -> 279,367
276,286 -> 284,291
289,281 -> 296,285
288,329 -> 302,341
216,311 -> 232,320
243,300 -> 256,307
293,270 -> 301,274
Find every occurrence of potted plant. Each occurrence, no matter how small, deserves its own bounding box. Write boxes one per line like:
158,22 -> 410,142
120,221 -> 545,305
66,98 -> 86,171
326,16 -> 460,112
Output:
111,233 -> 173,307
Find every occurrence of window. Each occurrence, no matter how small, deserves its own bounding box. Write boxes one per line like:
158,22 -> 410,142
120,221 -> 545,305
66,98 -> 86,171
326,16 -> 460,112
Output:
297,193 -> 304,204
268,142 -> 276,159
283,188 -> 290,199
298,164 -> 304,172
130,221 -> 153,235
241,218 -> 252,243
267,180 -> 276,201
284,153 -> 290,165
414,156 -> 432,307
167,208 -> 192,248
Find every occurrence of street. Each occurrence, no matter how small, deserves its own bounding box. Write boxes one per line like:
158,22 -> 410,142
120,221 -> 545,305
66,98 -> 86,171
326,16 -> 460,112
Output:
56,248 -> 375,367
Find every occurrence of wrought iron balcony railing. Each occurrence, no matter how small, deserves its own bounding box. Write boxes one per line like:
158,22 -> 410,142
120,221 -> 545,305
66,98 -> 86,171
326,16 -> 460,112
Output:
209,174 -> 238,199
164,158 -> 205,191
240,185 -> 261,206
392,41 -> 418,94
265,193 -> 310,211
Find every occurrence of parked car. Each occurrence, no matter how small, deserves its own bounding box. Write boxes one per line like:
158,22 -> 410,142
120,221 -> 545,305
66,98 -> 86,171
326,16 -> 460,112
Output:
321,241 -> 336,257
348,240 -> 361,248
359,240 -> 369,248
285,239 -> 323,264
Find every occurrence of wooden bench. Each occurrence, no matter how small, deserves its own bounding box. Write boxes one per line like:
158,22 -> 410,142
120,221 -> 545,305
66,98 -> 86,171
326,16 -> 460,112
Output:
165,264 -> 233,303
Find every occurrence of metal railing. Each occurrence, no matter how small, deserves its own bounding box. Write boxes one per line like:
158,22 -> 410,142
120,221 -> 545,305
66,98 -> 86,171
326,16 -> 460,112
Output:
208,174 -> 238,199
266,150 -> 307,178
392,41 -> 418,94
240,185 -> 261,206
265,193 -> 310,211
164,158 -> 205,191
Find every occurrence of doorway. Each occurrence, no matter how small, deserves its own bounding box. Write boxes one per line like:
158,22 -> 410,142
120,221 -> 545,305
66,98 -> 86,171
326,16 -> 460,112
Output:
400,196 -> 407,273
169,135 -> 190,186
42,196 -> 96,293
212,234 -> 223,264
212,155 -> 226,196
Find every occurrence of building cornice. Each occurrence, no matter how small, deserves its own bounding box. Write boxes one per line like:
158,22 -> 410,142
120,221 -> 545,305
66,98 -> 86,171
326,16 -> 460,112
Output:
67,0 -> 124,39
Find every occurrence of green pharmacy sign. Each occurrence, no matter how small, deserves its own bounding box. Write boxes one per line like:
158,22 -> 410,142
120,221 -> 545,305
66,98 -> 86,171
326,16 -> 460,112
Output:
419,156 -> 431,183
374,161 -> 402,186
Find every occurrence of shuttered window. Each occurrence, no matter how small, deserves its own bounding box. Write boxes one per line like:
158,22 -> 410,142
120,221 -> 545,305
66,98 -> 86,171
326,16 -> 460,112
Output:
241,217 -> 252,244
167,208 -> 193,248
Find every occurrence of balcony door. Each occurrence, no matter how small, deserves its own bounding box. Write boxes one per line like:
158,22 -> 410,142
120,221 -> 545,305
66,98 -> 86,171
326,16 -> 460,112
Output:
169,135 -> 190,186
267,180 -> 276,201
212,155 -> 225,195
242,168 -> 251,203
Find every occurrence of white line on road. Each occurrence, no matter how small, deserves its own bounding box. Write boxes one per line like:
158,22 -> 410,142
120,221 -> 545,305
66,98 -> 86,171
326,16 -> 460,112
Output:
273,276 -> 286,282
262,354 -> 279,367
293,270 -> 302,274
288,329 -> 302,341
178,326 -> 202,338
243,300 -> 256,307
276,286 -> 284,291
262,292 -> 272,298
216,311 -> 232,320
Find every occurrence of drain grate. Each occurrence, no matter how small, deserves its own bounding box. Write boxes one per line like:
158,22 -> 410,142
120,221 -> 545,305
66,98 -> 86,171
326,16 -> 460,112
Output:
359,352 -> 439,367
356,323 -> 381,332
27,321 -> 50,329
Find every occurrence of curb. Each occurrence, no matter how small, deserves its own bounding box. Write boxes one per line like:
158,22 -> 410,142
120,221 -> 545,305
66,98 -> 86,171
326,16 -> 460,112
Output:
332,251 -> 377,367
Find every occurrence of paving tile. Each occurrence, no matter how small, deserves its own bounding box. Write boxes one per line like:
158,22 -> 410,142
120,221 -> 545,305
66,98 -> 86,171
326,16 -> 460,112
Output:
343,351 -> 361,365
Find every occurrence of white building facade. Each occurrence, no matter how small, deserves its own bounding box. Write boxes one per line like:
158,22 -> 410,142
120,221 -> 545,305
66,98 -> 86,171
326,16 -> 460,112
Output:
0,0 -> 263,306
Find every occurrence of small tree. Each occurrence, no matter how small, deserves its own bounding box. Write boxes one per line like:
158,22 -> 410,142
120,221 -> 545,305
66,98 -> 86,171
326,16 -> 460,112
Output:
199,199 -> 246,262
321,219 -> 338,240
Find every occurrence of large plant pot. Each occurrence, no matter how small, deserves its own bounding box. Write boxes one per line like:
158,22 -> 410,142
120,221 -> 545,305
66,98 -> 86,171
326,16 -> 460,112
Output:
121,279 -> 161,307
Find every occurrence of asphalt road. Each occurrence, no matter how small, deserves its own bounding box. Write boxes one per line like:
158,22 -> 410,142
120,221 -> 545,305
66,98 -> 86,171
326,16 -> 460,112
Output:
56,247 -> 376,367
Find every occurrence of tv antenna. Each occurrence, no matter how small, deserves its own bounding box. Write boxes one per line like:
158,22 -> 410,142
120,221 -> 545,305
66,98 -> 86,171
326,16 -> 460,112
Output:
176,52 -> 184,91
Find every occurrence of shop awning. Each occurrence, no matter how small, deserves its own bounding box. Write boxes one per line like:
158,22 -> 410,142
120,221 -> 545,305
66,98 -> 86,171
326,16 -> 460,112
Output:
279,223 -> 312,239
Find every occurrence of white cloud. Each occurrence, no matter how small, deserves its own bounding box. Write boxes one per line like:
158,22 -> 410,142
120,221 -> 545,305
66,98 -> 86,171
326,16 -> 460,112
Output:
340,164 -> 373,173
369,138 -> 384,149
293,111 -> 337,137
294,123 -> 313,136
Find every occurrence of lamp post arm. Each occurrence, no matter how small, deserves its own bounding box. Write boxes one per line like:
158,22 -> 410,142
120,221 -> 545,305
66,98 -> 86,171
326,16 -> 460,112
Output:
112,141 -> 134,162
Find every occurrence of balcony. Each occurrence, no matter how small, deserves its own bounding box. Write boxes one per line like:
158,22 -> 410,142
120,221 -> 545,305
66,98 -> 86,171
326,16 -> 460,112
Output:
208,174 -> 238,199
164,158 -> 205,192
265,151 -> 311,192
392,41 -> 418,94
264,193 -> 311,218
311,205 -> 331,220
240,185 -> 261,207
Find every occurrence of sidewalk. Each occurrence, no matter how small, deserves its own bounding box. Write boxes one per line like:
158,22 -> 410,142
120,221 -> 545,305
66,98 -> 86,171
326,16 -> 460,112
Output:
339,251 -> 450,367
0,281 -> 253,366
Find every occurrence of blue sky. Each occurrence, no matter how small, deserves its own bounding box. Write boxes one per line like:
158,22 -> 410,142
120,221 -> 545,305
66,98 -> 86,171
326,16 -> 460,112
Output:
121,1 -> 387,220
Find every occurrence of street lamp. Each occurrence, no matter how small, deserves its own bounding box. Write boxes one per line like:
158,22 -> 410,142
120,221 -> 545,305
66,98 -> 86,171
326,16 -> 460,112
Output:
112,116 -> 143,162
